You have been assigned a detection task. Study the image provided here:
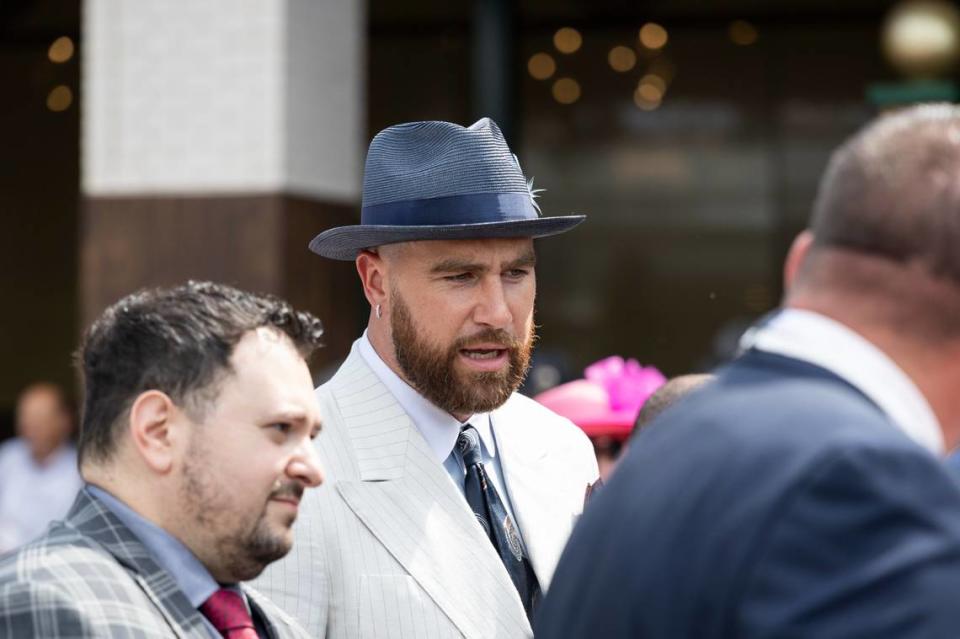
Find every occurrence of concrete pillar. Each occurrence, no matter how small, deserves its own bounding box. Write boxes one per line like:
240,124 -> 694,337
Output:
80,0 -> 365,365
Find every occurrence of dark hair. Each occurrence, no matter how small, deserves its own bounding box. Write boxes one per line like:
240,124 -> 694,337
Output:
631,374 -> 713,439
76,281 -> 324,465
811,103 -> 960,283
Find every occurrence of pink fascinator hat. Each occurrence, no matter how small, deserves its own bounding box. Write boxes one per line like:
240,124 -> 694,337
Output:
534,356 -> 666,440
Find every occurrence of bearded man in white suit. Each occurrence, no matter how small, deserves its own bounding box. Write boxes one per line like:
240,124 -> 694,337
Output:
253,118 -> 599,638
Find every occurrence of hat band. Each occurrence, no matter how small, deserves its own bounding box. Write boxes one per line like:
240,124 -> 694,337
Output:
361,192 -> 538,226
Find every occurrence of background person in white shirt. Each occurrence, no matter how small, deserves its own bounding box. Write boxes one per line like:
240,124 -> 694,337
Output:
0,382 -> 81,552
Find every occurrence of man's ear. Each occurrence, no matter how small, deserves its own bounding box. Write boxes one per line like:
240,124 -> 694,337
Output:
128,390 -> 181,474
356,250 -> 388,308
784,230 -> 815,294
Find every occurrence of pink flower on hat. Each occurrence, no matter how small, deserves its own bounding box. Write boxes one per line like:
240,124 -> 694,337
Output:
585,356 -> 667,414
534,356 -> 666,439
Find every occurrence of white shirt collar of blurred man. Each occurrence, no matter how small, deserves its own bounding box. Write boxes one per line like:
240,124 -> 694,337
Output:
742,308 -> 943,455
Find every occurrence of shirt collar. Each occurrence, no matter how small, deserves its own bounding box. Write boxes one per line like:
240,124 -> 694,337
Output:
86,484 -> 219,608
357,331 -> 497,462
741,308 -> 943,455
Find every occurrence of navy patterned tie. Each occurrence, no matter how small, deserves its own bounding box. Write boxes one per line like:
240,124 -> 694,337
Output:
457,424 -> 541,618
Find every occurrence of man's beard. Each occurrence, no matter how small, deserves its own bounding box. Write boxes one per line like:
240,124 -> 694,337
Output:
391,291 -> 534,415
181,445 -> 302,582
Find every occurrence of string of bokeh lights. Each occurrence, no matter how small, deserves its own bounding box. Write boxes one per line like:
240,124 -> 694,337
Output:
46,36 -> 75,113
528,20 -> 759,109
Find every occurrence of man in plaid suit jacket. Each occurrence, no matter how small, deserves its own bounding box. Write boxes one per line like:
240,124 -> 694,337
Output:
0,282 -> 326,638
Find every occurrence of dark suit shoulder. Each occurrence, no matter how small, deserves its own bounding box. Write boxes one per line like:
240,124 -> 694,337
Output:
637,351 -> 926,483
735,438 -> 960,638
537,353 -> 960,639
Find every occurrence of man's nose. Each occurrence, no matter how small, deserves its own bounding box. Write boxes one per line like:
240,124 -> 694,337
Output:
288,438 -> 324,488
473,279 -> 512,329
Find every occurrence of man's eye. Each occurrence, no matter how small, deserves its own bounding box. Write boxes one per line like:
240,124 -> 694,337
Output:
270,423 -> 292,434
505,269 -> 528,279
445,273 -> 474,282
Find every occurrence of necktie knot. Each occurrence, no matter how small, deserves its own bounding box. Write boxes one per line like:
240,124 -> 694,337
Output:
200,589 -> 258,638
457,425 -> 483,467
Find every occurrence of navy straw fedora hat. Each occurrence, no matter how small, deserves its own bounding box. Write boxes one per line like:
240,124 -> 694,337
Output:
308,117 -> 585,260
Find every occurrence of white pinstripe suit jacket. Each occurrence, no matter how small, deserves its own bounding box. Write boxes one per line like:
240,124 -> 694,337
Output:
254,343 -> 599,638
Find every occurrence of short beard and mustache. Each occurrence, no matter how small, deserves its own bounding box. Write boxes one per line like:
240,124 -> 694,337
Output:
391,291 -> 535,416
181,445 -> 303,582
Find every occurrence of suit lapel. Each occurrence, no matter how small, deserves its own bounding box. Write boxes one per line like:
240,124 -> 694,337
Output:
331,348 -> 531,638
66,489 -> 208,639
244,586 -> 300,639
492,400 -> 575,591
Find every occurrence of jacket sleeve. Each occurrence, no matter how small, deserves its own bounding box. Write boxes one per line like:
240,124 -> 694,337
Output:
0,579 -> 95,638
736,442 -> 960,639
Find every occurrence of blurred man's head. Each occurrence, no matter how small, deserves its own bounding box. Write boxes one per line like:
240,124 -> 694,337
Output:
783,104 -> 960,446
77,281 -> 326,582
358,238 -> 537,421
809,104 -> 960,287
786,105 -> 960,336
15,383 -> 73,463
632,374 -> 714,438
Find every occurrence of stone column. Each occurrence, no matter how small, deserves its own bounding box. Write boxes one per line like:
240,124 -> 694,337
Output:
81,0 -> 364,367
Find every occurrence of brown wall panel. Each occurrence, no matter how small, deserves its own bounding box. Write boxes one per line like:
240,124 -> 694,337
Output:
281,196 -> 365,372
81,194 -> 361,374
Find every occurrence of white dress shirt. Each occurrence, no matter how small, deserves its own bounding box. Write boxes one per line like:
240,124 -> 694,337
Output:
742,308 -> 943,455
0,439 -> 82,552
357,331 -> 521,526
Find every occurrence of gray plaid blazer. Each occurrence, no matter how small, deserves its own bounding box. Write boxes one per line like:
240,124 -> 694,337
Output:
0,488 -> 311,638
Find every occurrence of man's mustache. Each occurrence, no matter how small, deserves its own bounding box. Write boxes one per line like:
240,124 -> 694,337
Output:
270,482 -> 305,502
455,328 -> 524,350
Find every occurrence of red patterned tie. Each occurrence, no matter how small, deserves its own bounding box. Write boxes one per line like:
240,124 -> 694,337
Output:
199,589 -> 259,639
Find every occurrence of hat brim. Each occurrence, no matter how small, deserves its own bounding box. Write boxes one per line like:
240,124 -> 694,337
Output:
308,215 -> 585,260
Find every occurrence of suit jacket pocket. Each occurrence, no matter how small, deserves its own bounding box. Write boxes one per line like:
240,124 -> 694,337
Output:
357,574 -> 461,639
